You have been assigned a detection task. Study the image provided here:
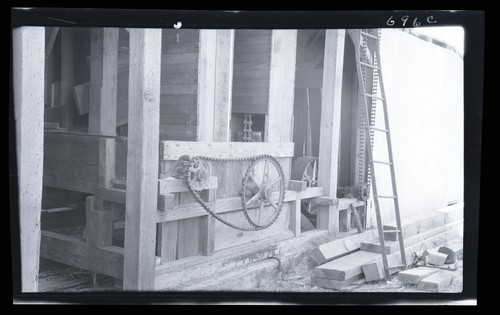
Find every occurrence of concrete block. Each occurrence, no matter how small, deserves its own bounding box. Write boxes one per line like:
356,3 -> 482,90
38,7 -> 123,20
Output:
425,250 -> 448,266
398,267 -> 439,284
417,271 -> 454,292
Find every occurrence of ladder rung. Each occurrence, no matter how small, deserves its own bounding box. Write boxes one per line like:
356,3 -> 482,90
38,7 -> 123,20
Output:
364,93 -> 385,101
369,126 -> 389,133
376,195 -> 397,199
360,31 -> 379,40
360,61 -> 380,70
382,229 -> 401,233
373,160 -> 392,166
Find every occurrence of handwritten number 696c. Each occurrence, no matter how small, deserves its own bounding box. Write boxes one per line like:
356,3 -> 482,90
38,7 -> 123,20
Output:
386,15 -> 437,27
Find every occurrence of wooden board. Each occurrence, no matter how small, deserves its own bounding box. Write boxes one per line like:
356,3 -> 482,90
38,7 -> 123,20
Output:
196,29 -> 216,142
13,26 -> 45,292
44,133 -> 99,164
213,30 -> 234,142
43,160 -> 98,194
156,187 -> 325,222
158,221 -> 179,263
40,231 -> 124,279
160,141 -> 294,161
317,30 -> 346,235
161,84 -> 197,95
73,82 -> 90,115
123,28 -> 161,291
60,28 -> 75,128
177,217 -> 201,259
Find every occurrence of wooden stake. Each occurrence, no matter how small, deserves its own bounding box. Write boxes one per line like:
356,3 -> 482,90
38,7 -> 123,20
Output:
13,26 -> 45,293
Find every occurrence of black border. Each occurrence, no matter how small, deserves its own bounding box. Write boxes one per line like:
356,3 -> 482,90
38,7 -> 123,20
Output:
8,7 -> 483,306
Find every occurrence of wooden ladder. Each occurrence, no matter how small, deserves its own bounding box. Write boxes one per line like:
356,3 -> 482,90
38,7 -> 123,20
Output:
349,29 -> 407,278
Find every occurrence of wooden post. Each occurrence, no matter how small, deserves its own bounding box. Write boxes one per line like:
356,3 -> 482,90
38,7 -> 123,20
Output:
317,30 -> 345,235
289,196 -> 302,236
213,30 -> 234,142
13,26 -> 45,292
60,28 -> 74,129
123,28 -> 162,291
197,30 -> 217,142
266,30 -> 297,142
89,28 -> 119,188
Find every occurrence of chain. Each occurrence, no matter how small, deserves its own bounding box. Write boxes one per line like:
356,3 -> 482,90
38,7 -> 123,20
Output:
358,29 -> 381,201
182,154 -> 285,231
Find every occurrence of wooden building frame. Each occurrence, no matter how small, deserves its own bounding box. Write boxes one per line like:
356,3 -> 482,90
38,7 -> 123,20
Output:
13,26 -> 367,291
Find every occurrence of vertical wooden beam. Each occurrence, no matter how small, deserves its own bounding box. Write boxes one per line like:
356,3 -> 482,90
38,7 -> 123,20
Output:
197,30 -> 217,142
213,30 -> 234,142
123,28 -> 162,291
317,30 -> 345,235
199,189 -> 217,256
60,28 -> 74,129
86,196 -> 113,247
13,26 -> 45,292
89,28 -> 119,188
158,221 -> 178,263
266,30 -> 297,142
289,196 -> 302,236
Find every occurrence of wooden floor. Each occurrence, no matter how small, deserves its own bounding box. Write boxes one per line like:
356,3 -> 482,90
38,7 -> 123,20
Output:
38,259 -> 120,292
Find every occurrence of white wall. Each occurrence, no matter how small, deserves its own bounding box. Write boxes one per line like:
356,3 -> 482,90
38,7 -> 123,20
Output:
365,29 -> 464,225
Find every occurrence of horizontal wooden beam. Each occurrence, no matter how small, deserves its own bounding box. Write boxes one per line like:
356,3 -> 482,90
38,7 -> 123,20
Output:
40,230 -> 124,279
157,186 -> 324,222
158,176 -> 218,194
95,187 -> 126,204
160,141 -> 295,161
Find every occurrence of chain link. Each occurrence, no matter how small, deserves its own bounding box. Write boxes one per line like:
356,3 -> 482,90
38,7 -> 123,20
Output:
182,154 -> 285,231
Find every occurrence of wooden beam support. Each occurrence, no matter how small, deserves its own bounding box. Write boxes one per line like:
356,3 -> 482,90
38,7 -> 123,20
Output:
289,196 -> 302,236
317,29 -> 345,235
266,30 -> 297,142
213,30 -> 234,142
199,189 -> 217,256
197,30 -> 217,142
13,26 -> 45,292
123,28 -> 162,291
89,28 -> 119,188
60,28 -> 75,129
157,186 -> 325,222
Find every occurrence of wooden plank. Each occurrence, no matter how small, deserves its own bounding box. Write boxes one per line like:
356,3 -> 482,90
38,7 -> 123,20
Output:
44,133 -> 99,163
266,30 -> 297,142
233,70 -> 270,80
317,29 -> 346,235
158,176 -> 218,194
162,73 -> 198,85
159,221 -> 178,263
162,41 -> 199,54
123,28 -> 162,291
13,26 -> 44,292
160,94 -> 197,106
235,29 -> 272,37
157,187 -> 325,222
288,180 -> 306,192
85,196 -> 113,247
234,34 -> 272,46
161,62 -> 198,74
234,43 -> 272,54
160,125 -> 197,141
161,84 -> 197,95
160,114 -> 196,126
199,189 -> 217,256
162,52 -> 198,65
196,30 -> 217,142
72,82 -> 90,115
232,78 -> 270,89
43,160 -> 98,194
289,197 -> 301,237
158,193 -> 175,211
160,141 -> 295,160
60,28 -> 75,129
350,204 -> 363,233
309,228 -> 379,265
232,87 -> 269,97
95,187 -> 126,204
40,231 -> 124,279
231,102 -> 268,115
213,30 -> 234,142
233,52 -> 271,64
177,217 -> 200,259
99,138 -> 115,188
162,30 -> 199,43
